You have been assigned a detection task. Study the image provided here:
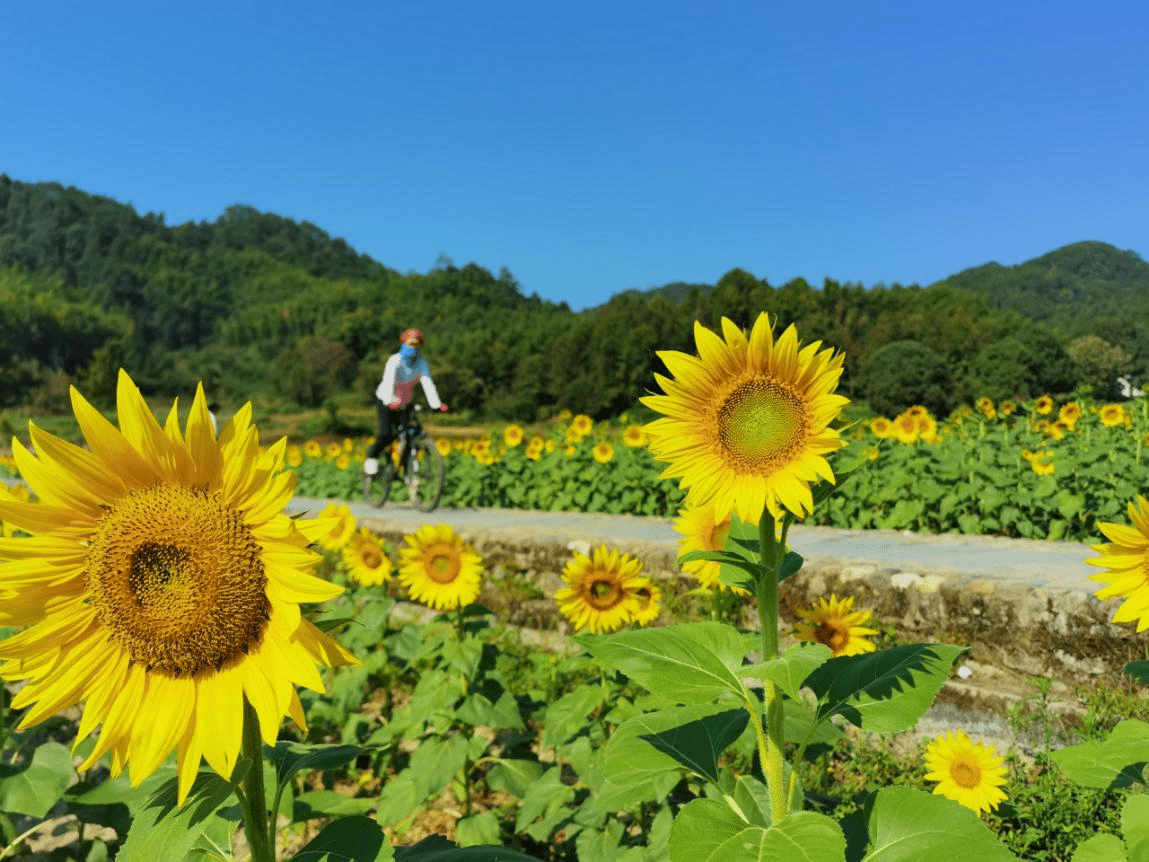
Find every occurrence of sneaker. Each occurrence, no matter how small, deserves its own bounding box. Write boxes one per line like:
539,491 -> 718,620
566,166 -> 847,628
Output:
363,457 -> 379,475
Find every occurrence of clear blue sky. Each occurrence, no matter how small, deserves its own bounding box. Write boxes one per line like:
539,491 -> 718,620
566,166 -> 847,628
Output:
3,1 -> 1146,311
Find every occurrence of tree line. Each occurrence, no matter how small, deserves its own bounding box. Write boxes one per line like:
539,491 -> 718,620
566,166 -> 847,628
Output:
2,175 -> 1146,421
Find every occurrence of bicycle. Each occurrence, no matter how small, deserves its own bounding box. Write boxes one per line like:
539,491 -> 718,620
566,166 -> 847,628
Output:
362,404 -> 445,512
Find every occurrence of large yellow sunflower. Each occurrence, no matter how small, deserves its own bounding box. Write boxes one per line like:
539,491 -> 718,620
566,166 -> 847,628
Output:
1087,496 -> 1149,632
343,528 -> 392,587
674,504 -> 749,596
924,730 -> 1008,814
1099,404 -> 1130,428
316,502 -> 357,551
397,523 -> 483,610
0,371 -> 357,804
555,546 -> 648,633
641,313 -> 848,523
793,594 -> 878,657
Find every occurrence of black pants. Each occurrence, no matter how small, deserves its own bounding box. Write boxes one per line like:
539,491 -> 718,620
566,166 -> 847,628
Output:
367,401 -> 411,459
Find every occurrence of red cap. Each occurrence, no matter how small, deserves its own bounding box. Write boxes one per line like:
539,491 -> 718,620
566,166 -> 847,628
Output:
400,328 -> 424,346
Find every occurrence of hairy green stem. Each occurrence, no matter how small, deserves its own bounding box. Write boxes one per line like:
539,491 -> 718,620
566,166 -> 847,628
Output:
237,700 -> 275,862
756,506 -> 787,822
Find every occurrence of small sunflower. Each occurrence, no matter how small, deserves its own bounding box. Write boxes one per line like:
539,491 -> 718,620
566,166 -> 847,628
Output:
397,523 -> 483,610
287,444 -> 303,467
622,424 -> 647,447
892,412 -> 920,444
641,313 -> 848,523
629,579 -> 662,626
504,425 -> 524,447
794,594 -> 878,657
1034,395 -> 1054,415
593,441 -> 614,464
674,504 -> 749,595
435,438 -> 452,457
525,440 -> 543,461
555,546 -> 648,633
999,400 -> 1016,416
1087,496 -> 1149,632
924,730 -> 1007,814
868,417 -> 893,439
975,397 -> 996,420
316,502 -> 357,551
325,442 -> 342,460
304,439 -> 323,459
335,453 -> 351,470
1030,452 -> 1055,476
569,414 -> 594,438
563,444 -> 577,457
1058,401 -> 1082,428
343,528 -> 392,587
0,371 -> 357,805
1100,404 -> 1130,428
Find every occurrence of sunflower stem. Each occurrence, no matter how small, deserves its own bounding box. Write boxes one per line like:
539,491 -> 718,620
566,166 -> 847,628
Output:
755,506 -> 787,822
238,700 -> 276,862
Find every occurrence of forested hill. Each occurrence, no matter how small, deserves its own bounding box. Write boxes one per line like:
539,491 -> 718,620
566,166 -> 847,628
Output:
1,175 -> 1145,422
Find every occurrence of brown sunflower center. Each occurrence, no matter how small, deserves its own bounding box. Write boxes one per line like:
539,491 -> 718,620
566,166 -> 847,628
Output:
950,758 -> 981,788
361,546 -> 383,569
717,378 -> 808,472
85,484 -> 269,677
814,621 -> 849,652
585,573 -> 623,610
424,547 -> 461,583
708,518 -> 732,552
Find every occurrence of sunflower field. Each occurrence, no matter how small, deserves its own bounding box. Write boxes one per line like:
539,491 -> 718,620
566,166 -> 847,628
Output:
280,397 -> 1149,545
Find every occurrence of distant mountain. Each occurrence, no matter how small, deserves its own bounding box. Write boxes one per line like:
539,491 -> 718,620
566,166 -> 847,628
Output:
930,241 -> 1149,333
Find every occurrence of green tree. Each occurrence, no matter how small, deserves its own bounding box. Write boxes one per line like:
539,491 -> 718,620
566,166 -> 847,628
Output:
858,340 -> 953,417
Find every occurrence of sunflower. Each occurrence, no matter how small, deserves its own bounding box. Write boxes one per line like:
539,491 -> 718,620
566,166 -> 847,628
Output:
868,417 -> 893,439
593,441 -> 614,464
641,313 -> 847,523
545,439 -> 556,453
1100,404 -> 1130,428
904,405 -> 930,421
629,579 -> 662,626
316,503 -> 357,551
555,546 -> 650,633
569,414 -> 593,438
999,400 -> 1016,416
286,444 -> 303,467
558,409 -> 573,422
304,439 -> 323,459
0,371 -> 357,804
325,441 -> 342,459
435,438 -> 452,457
343,528 -> 392,587
793,594 -> 878,657
1034,395 -> 1054,415
975,397 -> 996,420
674,505 -> 750,595
924,730 -> 1008,814
397,523 -> 483,610
622,424 -> 647,447
564,425 -> 583,444
1030,452 -> 1055,476
917,414 -> 941,443
335,453 -> 351,470
892,411 -> 920,444
525,440 -> 543,461
1087,496 -> 1149,632
563,444 -> 577,457
1058,401 -> 1082,428
504,425 -> 524,447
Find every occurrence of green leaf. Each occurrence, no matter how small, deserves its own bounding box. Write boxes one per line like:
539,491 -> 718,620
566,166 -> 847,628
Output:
395,834 -> 542,861
576,622 -> 752,704
375,773 -> 420,829
804,644 -> 966,733
741,642 -> 832,701
1057,490 -> 1085,520
484,759 -> 544,798
1125,661 -> 1149,686
1051,719 -> 1149,789
269,741 -> 363,788
456,811 -> 501,847
1070,833 -> 1127,862
514,766 -> 575,834
294,789 -> 375,820
778,551 -> 804,583
860,786 -> 1018,861
408,733 -> 469,799
670,803 -> 846,862
293,815 -> 392,861
639,707 -> 750,783
457,689 -> 525,730
1122,794 -> 1149,859
542,683 -> 609,748
117,771 -> 236,862
0,741 -> 74,817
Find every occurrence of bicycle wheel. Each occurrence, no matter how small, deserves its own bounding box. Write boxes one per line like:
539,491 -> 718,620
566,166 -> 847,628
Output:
405,439 -> 445,512
361,456 -> 399,507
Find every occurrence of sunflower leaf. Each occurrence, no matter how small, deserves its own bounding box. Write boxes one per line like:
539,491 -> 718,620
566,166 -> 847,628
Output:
1050,719 -> 1149,789
117,771 -> 237,862
669,802 -> 846,862
741,642 -> 832,701
576,622 -> 753,705
859,786 -> 1019,861
637,706 -> 750,783
269,741 -> 363,790
0,741 -> 74,818
395,834 -> 541,861
804,644 -> 965,733
1125,660 -> 1149,687
293,815 -> 393,861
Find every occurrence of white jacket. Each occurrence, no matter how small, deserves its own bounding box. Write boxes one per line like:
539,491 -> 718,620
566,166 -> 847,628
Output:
375,353 -> 442,409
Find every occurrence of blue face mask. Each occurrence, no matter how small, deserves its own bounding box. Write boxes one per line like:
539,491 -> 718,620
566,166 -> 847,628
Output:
399,344 -> 419,361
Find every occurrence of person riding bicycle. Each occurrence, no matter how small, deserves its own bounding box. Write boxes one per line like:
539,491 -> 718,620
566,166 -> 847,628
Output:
363,329 -> 448,475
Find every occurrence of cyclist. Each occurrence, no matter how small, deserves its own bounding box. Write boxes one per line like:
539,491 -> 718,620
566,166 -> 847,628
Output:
363,329 -> 448,475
